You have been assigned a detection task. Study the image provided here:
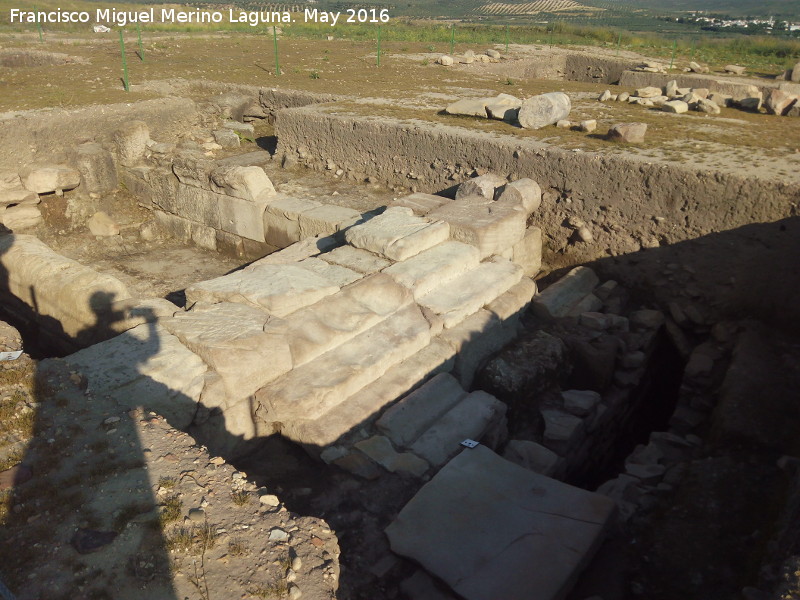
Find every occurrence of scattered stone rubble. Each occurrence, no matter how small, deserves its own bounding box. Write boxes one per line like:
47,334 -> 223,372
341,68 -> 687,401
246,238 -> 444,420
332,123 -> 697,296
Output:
599,77 -> 798,117
438,48 -> 503,67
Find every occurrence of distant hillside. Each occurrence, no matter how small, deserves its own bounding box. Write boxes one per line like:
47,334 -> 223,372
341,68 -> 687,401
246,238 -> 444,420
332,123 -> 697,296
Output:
583,0 -> 800,18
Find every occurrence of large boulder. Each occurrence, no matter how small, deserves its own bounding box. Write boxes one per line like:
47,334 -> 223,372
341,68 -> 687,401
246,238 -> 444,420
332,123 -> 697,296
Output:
765,89 -> 798,116
791,62 -> 800,83
517,92 -> 571,130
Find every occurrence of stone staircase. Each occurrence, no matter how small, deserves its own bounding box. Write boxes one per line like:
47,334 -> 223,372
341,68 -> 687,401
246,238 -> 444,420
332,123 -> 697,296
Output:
61,186 -> 538,476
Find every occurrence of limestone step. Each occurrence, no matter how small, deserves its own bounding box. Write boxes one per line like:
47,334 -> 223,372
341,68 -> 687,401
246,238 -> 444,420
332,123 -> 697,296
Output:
254,303 -> 432,434
409,391 -> 507,467
375,373 -> 467,447
185,263 -> 339,318
417,256 -> 523,329
344,206 -> 450,261
283,338 -> 457,450
382,241 -> 480,300
274,273 -> 415,368
162,302 -> 292,399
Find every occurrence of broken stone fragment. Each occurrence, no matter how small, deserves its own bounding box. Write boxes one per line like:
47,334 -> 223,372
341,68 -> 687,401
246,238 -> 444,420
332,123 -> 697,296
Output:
579,119 -> 597,133
455,173 -> 506,201
725,64 -> 746,76
113,120 -> 150,167
606,122 -> 647,143
689,61 -> 709,74
212,128 -> 241,148
438,55 -> 454,66
87,211 -> 120,236
502,439 -> 559,476
695,98 -> 721,115
662,100 -> 689,114
445,97 -> 490,117
495,178 -> 542,213
635,86 -> 663,98
530,266 -> 599,319
1,205 -> 42,231
517,92 -> 571,130
74,142 -> 118,193
598,90 -> 612,102
19,164 -> 80,195
765,89 -> 798,116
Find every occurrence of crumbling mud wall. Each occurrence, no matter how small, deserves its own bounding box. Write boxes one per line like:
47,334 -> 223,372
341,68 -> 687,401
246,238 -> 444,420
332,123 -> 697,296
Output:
518,53 -> 636,84
0,97 -> 200,170
565,54 -> 636,84
276,109 -> 798,239
275,109 -> 800,327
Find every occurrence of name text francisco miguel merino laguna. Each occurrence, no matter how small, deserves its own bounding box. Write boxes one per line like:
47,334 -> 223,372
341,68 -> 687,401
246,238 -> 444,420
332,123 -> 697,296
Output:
9,7 -> 391,27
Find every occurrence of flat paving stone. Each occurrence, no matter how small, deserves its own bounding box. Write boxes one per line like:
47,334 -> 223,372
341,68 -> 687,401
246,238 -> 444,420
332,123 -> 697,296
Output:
386,445 -> 616,600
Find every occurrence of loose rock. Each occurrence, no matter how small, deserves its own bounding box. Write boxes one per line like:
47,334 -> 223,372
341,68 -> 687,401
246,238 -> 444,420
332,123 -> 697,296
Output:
607,123 -> 647,143
518,92 -> 571,130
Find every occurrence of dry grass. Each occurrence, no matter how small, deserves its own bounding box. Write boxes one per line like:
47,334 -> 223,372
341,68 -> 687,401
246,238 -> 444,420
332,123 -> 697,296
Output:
159,494 -> 183,525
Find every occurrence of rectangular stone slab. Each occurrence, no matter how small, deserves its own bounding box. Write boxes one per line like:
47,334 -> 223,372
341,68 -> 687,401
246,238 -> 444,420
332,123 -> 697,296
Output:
254,304 -> 431,429
427,198 -> 527,259
344,206 -> 450,261
417,257 -> 523,329
320,245 -> 391,274
409,391 -> 507,467
391,193 -> 451,216
185,264 -> 339,317
162,302 -> 292,399
375,372 -> 467,447
276,273 -> 414,367
63,323 -> 208,430
383,241 -> 480,300
385,445 -> 616,600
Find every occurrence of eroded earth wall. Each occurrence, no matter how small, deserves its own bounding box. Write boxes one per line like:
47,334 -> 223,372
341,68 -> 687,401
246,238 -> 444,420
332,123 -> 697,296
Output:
275,108 -> 800,328
0,97 -> 199,169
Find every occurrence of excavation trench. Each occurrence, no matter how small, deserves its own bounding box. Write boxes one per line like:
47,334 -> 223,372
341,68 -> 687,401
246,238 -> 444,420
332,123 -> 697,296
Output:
1,87 -> 799,600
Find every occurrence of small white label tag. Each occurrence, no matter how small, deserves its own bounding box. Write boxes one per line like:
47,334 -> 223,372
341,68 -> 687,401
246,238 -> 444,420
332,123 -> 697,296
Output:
460,439 -> 479,449
0,350 -> 22,362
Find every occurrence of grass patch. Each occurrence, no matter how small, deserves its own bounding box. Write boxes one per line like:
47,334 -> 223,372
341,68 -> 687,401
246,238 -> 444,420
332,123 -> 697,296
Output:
165,522 -> 217,555
248,580 -> 288,599
231,490 -> 251,506
158,476 -> 177,490
159,494 -> 183,525
228,537 -> 248,557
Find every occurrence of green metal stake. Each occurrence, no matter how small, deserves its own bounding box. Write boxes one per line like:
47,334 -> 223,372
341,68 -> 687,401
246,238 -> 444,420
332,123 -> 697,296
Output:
505,24 -> 509,53
34,6 -> 43,42
273,26 -> 280,76
450,23 -> 455,56
690,38 -> 696,62
549,29 -> 554,48
377,25 -> 381,66
616,32 -> 621,57
137,23 -> 144,61
119,30 -> 130,91
669,39 -> 677,71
